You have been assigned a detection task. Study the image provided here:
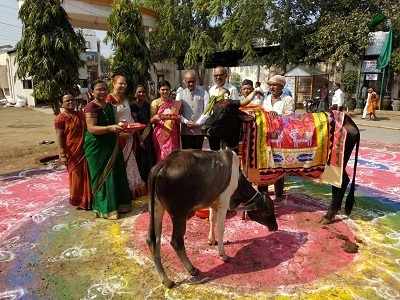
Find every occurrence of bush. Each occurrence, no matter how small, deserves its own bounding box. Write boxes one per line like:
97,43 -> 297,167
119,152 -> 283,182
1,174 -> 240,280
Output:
391,49 -> 400,74
342,70 -> 359,96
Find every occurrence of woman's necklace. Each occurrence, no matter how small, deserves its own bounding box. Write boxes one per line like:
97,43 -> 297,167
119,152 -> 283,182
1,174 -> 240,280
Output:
94,99 -> 111,124
111,93 -> 124,105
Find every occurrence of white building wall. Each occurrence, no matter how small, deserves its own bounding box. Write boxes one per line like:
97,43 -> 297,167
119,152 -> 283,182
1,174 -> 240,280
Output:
82,29 -> 98,52
6,52 -> 35,106
0,53 -> 10,93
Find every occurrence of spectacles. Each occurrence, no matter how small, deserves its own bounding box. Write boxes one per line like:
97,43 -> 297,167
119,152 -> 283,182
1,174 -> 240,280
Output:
214,74 -> 226,78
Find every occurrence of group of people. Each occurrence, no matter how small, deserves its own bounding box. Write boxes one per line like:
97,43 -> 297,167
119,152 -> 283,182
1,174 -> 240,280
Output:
54,66 -> 308,219
55,75 -> 154,219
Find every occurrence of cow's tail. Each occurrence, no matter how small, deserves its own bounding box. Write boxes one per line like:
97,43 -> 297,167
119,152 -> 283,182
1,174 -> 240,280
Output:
345,125 -> 360,215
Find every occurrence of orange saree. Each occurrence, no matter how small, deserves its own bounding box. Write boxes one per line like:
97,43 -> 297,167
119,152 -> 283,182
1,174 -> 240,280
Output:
55,111 -> 92,209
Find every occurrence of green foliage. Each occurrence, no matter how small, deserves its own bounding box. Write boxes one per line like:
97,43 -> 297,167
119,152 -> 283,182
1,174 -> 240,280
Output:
307,1 -> 373,67
391,49 -> 400,74
143,0 -> 399,73
106,0 -> 151,94
16,0 -> 85,113
215,0 -> 317,68
144,0 -> 219,69
342,70 -> 359,95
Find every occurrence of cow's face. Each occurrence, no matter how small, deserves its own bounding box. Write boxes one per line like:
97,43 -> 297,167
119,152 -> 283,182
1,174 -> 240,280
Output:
247,194 -> 278,232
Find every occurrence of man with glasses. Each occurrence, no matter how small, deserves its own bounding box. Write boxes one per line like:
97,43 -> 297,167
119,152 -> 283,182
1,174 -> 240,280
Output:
204,66 -> 241,150
209,66 -> 240,101
176,70 -> 209,149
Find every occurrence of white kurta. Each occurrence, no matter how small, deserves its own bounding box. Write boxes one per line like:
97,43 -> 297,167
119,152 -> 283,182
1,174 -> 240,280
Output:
262,94 -> 295,115
209,82 -> 240,100
332,89 -> 345,107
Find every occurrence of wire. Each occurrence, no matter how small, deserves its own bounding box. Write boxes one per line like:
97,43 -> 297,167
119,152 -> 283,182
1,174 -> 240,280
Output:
0,32 -> 19,38
0,4 -> 18,11
0,20 -> 22,29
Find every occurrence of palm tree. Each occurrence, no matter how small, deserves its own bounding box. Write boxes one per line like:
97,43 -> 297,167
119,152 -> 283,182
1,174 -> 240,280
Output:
16,0 -> 85,113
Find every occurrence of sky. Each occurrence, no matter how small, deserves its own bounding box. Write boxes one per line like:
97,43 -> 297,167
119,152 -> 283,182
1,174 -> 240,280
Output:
0,0 -> 112,57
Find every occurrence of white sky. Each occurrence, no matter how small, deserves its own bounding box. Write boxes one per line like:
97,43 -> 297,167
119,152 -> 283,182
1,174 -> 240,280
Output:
0,0 -> 113,57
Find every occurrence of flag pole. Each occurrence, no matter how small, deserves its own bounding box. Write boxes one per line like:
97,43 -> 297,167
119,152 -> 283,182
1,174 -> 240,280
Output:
379,66 -> 385,110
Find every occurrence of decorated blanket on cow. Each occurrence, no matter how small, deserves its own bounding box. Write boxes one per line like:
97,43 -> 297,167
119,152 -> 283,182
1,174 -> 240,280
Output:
240,107 -> 346,188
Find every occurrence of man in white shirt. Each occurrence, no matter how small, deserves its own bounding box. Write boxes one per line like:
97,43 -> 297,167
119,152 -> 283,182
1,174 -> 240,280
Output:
261,75 -> 295,201
176,71 -> 209,149
206,66 -> 242,150
262,75 -> 295,116
331,82 -> 345,111
209,66 -> 240,101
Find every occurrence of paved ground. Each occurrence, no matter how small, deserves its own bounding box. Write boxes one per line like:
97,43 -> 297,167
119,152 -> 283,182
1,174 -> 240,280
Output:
0,109 -> 399,299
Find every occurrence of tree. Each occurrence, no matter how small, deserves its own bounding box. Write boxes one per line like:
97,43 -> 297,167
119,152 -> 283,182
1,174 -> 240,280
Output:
144,0 -> 219,70
106,0 -> 151,95
307,1 -> 384,68
16,0 -> 85,113
204,0 -> 317,70
100,55 -> 112,77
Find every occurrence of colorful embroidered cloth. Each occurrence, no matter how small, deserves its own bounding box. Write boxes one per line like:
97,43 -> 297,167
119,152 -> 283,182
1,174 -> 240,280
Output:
240,107 -> 347,187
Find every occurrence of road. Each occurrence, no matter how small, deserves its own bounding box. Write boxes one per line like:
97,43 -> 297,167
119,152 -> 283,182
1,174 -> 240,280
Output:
358,125 -> 400,144
0,124 -> 399,299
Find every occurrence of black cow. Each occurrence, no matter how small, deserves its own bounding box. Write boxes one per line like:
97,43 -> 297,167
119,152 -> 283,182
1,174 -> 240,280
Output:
147,149 -> 278,288
205,108 -> 360,224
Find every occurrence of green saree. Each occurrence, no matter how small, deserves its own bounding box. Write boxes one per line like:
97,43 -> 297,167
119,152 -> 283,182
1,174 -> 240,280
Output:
84,102 -> 131,218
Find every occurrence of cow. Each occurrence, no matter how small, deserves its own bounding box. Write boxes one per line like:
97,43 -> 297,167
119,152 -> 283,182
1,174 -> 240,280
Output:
204,106 -> 360,224
147,149 -> 278,288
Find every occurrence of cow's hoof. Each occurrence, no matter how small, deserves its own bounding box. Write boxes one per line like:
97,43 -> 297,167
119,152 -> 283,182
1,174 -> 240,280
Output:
320,216 -> 334,225
220,254 -> 230,262
189,267 -> 200,276
268,222 -> 279,232
163,279 -> 175,289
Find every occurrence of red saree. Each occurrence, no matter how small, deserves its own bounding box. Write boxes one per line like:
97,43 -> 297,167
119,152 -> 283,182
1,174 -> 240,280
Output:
55,111 -> 91,209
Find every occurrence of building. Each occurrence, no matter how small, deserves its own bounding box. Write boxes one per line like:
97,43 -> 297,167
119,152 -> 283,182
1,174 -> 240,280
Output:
1,1 -> 157,106
0,45 -> 14,99
0,30 -> 101,107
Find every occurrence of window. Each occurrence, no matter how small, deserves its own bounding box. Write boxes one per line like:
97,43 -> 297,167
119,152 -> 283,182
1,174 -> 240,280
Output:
22,80 -> 32,89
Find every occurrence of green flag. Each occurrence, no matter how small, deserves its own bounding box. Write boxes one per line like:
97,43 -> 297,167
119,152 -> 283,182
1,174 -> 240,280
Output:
377,29 -> 393,70
368,14 -> 386,30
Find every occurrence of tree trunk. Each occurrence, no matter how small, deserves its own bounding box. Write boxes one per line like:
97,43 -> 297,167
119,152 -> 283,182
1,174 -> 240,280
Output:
51,100 -> 60,115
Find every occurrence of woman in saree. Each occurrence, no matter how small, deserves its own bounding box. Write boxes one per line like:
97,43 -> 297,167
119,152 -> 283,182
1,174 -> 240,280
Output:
130,85 -> 155,182
367,88 -> 379,120
55,94 -> 91,210
150,80 -> 182,162
84,80 -> 132,219
106,74 -> 145,197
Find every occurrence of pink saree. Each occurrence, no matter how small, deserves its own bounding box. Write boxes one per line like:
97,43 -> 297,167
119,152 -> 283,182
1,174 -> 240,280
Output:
151,98 -> 181,162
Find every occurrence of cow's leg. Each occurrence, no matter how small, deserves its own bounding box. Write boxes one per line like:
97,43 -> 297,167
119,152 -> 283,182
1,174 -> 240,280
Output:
152,200 -> 174,288
321,172 -> 350,224
170,216 -> 199,276
208,205 -> 218,245
274,177 -> 285,201
214,195 -> 230,261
